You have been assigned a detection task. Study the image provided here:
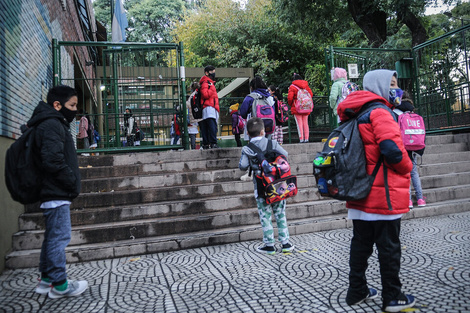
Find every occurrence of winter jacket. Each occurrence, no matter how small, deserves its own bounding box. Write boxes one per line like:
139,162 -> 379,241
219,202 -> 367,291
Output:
287,80 -> 313,115
239,88 -> 274,119
27,101 -> 81,202
199,75 -> 219,112
337,88 -> 412,215
329,77 -> 347,114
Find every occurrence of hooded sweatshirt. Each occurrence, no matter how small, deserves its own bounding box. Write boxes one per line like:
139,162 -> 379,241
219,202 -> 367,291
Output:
329,68 -> 348,113
287,80 -> 313,115
28,101 -> 81,202
337,70 -> 412,216
239,88 -> 274,119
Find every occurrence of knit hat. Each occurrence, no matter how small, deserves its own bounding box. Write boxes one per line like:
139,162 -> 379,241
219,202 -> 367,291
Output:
229,103 -> 240,112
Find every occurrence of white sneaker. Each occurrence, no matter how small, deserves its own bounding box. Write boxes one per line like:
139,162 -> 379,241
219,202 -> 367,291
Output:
48,280 -> 88,299
240,172 -> 251,181
35,279 -> 51,295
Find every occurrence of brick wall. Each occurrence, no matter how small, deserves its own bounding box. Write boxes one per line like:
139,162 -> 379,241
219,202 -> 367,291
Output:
0,0 -> 95,139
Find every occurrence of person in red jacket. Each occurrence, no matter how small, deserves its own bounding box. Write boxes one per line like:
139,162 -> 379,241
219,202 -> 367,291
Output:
287,73 -> 313,143
199,65 -> 220,149
337,70 -> 415,313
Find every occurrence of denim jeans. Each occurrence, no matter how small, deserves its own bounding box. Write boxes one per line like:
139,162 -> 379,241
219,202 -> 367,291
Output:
200,118 -> 218,145
39,204 -> 72,285
347,219 -> 404,306
410,154 -> 423,200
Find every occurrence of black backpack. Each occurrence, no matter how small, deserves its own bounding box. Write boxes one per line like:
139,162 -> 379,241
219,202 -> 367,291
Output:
190,88 -> 203,119
5,118 -> 53,204
313,103 -> 393,201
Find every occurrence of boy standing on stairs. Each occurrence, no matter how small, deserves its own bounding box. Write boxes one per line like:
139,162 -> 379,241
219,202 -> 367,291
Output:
238,117 -> 295,255
337,70 -> 415,312
30,85 -> 88,298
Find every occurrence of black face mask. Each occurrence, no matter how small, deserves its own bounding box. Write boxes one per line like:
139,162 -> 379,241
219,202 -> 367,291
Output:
208,73 -> 216,80
60,106 -> 77,123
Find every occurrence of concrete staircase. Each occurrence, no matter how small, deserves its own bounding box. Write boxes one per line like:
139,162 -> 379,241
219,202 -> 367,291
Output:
5,133 -> 470,268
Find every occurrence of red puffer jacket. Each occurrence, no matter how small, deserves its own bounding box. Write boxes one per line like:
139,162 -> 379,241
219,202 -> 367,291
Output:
287,80 -> 313,115
199,75 -> 220,112
337,90 -> 413,215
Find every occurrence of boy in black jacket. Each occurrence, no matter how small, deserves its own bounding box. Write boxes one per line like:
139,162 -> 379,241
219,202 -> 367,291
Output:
31,85 -> 88,298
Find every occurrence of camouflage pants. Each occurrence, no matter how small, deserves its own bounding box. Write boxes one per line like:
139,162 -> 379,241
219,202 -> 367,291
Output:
256,198 -> 289,245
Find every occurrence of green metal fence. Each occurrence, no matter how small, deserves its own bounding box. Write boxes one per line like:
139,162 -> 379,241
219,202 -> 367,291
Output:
53,41 -> 187,154
324,24 -> 470,134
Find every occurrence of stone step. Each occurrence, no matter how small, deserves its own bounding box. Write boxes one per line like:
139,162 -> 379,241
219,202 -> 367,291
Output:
13,181 -> 470,250
80,159 -> 315,193
421,150 -> 470,165
19,184 -> 322,231
419,160 -> 470,176
420,171 -> 470,189
6,197 -> 470,269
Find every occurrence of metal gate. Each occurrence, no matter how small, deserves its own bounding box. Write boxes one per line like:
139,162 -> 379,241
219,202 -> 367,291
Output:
325,24 -> 470,133
53,40 -> 187,153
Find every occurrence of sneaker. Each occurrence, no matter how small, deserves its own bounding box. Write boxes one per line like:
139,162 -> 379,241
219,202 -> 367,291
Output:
350,288 -> 379,305
202,145 -> 210,150
210,143 -> 220,149
281,242 -> 295,253
240,171 -> 251,181
256,245 -> 276,255
383,294 -> 416,312
409,200 -> 413,209
417,199 -> 426,207
48,280 -> 88,299
35,279 -> 51,295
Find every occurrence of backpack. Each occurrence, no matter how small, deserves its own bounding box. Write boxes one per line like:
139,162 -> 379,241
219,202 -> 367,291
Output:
190,88 -> 203,119
275,100 -> 289,125
87,122 -> 95,145
232,112 -> 246,135
398,112 -> 426,151
249,92 -> 276,134
338,81 -> 359,104
291,85 -> 314,114
247,141 -> 298,204
5,118 -> 54,204
313,103 -> 392,201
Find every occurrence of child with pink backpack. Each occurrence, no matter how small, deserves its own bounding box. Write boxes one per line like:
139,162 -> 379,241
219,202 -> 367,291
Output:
394,91 -> 426,208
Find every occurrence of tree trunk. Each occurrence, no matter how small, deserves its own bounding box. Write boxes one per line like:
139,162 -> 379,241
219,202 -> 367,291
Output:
347,0 -> 388,48
397,7 -> 428,47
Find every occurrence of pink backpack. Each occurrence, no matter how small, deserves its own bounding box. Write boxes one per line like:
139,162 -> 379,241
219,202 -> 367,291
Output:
398,112 -> 426,151
249,92 -> 276,134
292,85 -> 314,114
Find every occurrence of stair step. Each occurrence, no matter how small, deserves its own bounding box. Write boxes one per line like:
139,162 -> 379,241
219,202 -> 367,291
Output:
7,198 -> 470,269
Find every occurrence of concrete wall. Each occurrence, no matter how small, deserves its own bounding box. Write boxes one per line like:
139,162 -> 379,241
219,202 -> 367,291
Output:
0,0 -> 96,273
0,137 -> 24,273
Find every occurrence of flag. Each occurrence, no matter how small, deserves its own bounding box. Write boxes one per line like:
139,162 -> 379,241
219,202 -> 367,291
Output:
111,0 -> 128,42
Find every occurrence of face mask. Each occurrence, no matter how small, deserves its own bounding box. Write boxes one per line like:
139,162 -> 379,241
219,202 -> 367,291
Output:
209,73 -> 216,80
389,88 -> 403,106
60,106 -> 77,123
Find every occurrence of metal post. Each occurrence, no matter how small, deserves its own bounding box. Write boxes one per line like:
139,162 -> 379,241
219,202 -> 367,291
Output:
113,53 -> 121,148
52,39 -> 59,86
179,42 -> 189,150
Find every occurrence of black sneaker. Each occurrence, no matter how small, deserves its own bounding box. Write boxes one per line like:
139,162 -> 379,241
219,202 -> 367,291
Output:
256,245 -> 276,255
383,294 -> 415,312
210,143 -> 220,149
281,242 -> 295,253
349,288 -> 379,305
202,145 -> 210,150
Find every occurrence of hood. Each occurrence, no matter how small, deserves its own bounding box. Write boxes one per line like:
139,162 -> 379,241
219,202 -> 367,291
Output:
363,69 -> 397,103
199,75 -> 215,85
395,100 -> 414,112
27,101 -> 66,127
337,90 -> 392,122
252,88 -> 271,98
292,80 -> 309,89
333,68 -> 348,80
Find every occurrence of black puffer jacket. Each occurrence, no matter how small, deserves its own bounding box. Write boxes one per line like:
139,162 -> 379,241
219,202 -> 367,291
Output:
27,101 -> 81,202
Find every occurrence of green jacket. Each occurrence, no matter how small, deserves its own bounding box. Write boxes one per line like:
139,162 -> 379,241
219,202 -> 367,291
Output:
329,78 -> 347,115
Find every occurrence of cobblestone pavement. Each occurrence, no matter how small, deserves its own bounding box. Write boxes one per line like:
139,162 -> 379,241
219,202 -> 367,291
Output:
1,212 -> 469,313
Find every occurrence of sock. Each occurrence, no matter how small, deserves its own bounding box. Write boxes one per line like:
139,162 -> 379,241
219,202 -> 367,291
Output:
53,280 -> 68,291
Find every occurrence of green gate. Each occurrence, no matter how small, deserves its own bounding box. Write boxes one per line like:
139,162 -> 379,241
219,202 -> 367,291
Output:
325,24 -> 470,133
52,40 -> 188,153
